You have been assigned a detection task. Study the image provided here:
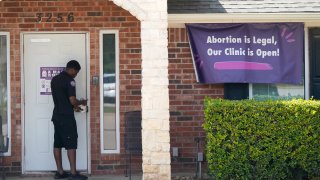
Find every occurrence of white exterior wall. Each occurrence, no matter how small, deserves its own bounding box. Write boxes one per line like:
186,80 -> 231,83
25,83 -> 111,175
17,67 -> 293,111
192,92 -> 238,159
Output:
110,0 -> 170,179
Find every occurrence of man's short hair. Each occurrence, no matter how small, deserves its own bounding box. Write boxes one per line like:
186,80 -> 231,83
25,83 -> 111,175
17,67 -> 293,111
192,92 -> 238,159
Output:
66,60 -> 81,71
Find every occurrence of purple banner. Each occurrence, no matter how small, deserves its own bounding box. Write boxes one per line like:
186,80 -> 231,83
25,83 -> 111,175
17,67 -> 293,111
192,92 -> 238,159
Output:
186,23 -> 304,84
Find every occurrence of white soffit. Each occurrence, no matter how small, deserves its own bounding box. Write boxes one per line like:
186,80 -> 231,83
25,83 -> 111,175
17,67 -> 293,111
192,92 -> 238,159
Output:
168,13 -> 320,28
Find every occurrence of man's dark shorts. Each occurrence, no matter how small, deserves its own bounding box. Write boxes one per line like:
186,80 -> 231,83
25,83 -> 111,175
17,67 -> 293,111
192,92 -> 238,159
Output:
52,114 -> 78,150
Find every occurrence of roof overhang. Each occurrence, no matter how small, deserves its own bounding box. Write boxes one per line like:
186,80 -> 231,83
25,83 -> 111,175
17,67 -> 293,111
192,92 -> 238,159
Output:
168,13 -> 320,28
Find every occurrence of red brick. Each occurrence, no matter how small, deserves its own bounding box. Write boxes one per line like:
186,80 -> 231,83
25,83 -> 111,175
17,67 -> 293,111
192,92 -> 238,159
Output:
55,2 -> 72,7
3,13 -> 19,17
7,8 -> 23,12
73,2 -> 89,6
19,23 -> 35,28
38,2 -> 46,6
20,2 -> 29,7
41,7 -> 58,11
3,2 -> 19,7
70,23 -> 87,27
53,23 -> 69,27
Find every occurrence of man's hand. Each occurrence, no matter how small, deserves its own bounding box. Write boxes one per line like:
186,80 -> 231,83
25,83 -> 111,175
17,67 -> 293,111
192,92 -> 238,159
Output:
73,106 -> 83,112
80,99 -> 87,105
69,96 -> 88,106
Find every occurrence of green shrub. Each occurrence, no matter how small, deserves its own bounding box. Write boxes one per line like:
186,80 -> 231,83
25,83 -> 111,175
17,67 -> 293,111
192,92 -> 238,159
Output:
203,98 -> 320,179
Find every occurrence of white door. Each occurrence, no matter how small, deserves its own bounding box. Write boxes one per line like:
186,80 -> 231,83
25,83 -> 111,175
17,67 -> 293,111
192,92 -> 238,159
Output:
24,33 -> 88,171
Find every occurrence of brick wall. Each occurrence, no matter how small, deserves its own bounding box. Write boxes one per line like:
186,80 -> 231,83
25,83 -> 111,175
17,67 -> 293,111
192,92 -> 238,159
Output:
168,28 -> 224,174
0,0 -> 142,175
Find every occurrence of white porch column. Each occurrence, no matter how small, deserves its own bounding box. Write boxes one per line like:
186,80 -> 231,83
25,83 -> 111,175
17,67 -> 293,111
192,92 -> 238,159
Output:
110,0 -> 170,179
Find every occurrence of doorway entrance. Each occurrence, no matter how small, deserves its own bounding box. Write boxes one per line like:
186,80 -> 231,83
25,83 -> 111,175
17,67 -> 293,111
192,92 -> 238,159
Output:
310,28 -> 320,99
23,33 -> 88,171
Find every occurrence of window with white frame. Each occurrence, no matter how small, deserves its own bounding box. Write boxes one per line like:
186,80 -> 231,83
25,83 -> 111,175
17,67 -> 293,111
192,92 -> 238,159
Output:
100,30 -> 120,153
249,66 -> 305,100
0,32 -> 10,155
250,83 -> 305,100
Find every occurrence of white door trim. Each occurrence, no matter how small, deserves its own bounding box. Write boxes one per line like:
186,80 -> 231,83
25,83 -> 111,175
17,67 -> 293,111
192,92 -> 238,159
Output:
21,32 -> 91,174
304,27 -> 310,100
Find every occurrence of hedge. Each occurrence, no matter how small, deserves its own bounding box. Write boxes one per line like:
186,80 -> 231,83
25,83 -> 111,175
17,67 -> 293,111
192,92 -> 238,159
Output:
203,98 -> 320,179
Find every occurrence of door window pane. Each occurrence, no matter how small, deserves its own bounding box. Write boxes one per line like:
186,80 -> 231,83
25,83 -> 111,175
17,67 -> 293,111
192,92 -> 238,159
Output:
0,33 -> 9,153
101,32 -> 118,152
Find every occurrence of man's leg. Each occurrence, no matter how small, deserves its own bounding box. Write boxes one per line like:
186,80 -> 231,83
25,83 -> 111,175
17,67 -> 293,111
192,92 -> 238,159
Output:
65,117 -> 87,179
53,148 -> 64,174
67,149 -> 77,175
67,149 -> 88,179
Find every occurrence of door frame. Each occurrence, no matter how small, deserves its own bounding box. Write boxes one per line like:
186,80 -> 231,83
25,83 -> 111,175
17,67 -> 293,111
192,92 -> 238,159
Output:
308,27 -> 320,99
20,32 -> 91,174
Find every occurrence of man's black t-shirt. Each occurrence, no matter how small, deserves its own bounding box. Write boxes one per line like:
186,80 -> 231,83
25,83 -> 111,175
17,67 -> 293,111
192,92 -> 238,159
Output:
51,71 -> 76,115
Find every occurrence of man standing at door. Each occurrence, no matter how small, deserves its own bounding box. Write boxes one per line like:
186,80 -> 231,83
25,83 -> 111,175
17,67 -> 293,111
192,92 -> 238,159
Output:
51,60 -> 88,180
